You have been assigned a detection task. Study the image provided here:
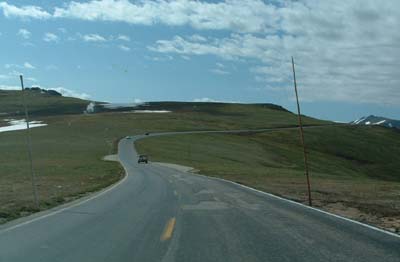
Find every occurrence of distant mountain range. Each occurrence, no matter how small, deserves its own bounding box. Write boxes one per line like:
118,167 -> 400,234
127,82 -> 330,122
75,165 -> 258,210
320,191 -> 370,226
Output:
351,115 -> 400,129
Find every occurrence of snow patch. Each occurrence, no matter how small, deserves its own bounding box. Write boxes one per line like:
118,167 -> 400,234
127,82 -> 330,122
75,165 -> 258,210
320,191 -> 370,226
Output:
103,154 -> 119,162
0,119 -> 47,133
374,120 -> 386,125
101,103 -> 144,109
365,121 -> 371,125
352,117 -> 366,124
132,110 -> 171,113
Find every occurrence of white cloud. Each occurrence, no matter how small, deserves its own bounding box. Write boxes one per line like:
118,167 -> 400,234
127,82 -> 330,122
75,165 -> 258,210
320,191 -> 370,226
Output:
210,68 -> 230,75
116,34 -> 130,41
152,33 -> 400,104
148,0 -> 400,105
47,87 -> 91,100
80,33 -> 131,43
1,0 -> 400,105
0,85 -> 19,90
25,77 -> 37,82
43,32 -> 59,42
193,97 -> 219,103
188,34 -> 207,42
17,28 -> 31,39
23,62 -> 35,69
4,63 -> 35,70
4,70 -> 22,78
82,33 -> 107,42
52,0 -> 277,33
0,73 -> 35,82
145,55 -> 173,62
0,2 -> 51,19
118,45 -> 130,52
2,1 -> 277,32
193,97 -> 238,103
181,55 -> 191,60
210,63 -> 229,75
149,34 -> 273,61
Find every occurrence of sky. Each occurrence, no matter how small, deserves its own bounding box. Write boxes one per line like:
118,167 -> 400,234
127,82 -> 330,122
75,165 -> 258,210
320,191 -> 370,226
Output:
0,0 -> 399,122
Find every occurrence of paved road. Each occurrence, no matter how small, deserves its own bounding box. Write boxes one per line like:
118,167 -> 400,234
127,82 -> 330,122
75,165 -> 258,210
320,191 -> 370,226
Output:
0,132 -> 399,262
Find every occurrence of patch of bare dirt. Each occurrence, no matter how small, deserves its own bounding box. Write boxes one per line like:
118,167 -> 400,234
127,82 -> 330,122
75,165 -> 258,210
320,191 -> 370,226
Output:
317,201 -> 400,234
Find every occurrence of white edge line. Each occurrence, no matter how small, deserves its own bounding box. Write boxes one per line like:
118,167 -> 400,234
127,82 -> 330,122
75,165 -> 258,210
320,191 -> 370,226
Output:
150,158 -> 400,239
135,132 -> 400,239
0,164 -> 128,234
204,174 -> 400,239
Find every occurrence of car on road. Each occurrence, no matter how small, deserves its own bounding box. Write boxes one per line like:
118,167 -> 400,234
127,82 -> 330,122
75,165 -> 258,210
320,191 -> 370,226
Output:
125,136 -> 132,139
138,155 -> 148,164
145,132 -> 150,136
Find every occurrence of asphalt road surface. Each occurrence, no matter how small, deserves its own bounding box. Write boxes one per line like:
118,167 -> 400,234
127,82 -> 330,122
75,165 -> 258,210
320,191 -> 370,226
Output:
0,132 -> 399,262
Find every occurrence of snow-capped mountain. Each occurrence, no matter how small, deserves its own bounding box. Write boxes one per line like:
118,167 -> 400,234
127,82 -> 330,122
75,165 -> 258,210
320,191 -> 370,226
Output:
351,115 -> 400,129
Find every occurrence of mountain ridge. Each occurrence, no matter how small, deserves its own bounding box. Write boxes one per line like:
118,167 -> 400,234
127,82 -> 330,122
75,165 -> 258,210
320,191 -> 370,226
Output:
351,115 -> 400,129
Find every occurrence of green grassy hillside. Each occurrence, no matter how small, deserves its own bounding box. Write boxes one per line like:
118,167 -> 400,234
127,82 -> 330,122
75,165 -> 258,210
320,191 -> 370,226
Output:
1,92 -> 399,232
136,125 -> 400,232
0,90 -> 89,117
137,126 -> 400,182
0,92 -> 329,223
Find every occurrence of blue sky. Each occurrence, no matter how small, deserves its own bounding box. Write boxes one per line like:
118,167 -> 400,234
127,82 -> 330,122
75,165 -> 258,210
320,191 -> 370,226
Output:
0,0 -> 399,122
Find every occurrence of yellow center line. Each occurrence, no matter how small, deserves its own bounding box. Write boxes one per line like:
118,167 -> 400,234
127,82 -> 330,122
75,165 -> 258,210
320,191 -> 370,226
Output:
160,217 -> 176,241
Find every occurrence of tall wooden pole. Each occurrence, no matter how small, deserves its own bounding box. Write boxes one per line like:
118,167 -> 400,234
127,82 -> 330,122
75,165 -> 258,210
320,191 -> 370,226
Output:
291,57 -> 312,206
20,75 -> 40,209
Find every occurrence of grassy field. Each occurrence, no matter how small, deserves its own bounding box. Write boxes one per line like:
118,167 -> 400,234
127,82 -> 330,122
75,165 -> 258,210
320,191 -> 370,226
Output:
0,91 -> 328,223
2,90 -> 399,234
0,90 -> 89,117
136,125 -> 400,233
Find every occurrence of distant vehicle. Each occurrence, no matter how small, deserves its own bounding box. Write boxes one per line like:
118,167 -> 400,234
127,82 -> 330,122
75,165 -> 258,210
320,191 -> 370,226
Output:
145,132 -> 150,136
138,155 -> 148,164
126,136 -> 131,139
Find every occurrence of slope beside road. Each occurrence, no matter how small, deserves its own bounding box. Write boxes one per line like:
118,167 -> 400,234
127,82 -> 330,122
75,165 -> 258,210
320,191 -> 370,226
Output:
0,132 -> 399,262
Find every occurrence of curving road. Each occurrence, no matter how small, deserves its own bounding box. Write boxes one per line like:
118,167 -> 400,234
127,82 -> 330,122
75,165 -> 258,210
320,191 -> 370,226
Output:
0,131 -> 399,262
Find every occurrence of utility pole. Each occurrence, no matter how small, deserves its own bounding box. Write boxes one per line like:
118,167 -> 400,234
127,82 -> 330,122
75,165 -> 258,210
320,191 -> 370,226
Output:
291,57 -> 312,207
20,75 -> 39,209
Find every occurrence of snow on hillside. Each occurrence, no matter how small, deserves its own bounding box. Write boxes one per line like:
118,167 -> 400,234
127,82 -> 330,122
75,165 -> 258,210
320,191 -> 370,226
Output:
0,119 -> 47,133
132,110 -> 171,113
351,115 -> 399,129
101,103 -> 144,109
